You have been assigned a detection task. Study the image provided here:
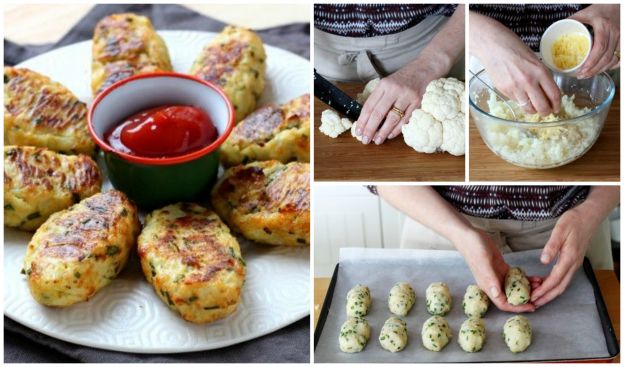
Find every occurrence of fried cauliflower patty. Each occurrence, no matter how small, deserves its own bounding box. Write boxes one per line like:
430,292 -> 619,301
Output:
4,146 -> 102,231
91,13 -> 172,95
211,161 -> 310,246
220,94 -> 310,166
138,202 -> 246,323
22,190 -> 140,307
190,26 -> 266,123
4,67 -> 95,155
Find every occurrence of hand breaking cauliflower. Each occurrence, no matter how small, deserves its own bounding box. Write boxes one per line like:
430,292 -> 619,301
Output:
319,109 -> 353,138
402,77 -> 465,156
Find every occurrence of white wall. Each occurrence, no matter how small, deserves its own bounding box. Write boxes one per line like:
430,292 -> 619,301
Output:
314,185 -> 405,276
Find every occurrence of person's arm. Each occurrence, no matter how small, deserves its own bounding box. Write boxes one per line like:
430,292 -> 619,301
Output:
357,5 -> 465,145
377,186 -> 536,313
469,11 -> 561,116
569,4 -> 620,78
531,186 -> 620,307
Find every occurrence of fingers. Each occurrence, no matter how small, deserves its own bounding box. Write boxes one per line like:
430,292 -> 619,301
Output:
527,276 -> 544,290
388,103 -> 416,140
527,85 -> 554,116
533,266 -> 576,307
607,55 -> 620,70
373,98 -> 411,145
355,88 -> 384,140
578,20 -> 618,77
513,90 -> 537,114
530,256 -> 571,302
584,25 -> 617,76
540,225 -> 565,264
539,78 -> 562,113
358,91 -> 394,145
578,22 -> 609,76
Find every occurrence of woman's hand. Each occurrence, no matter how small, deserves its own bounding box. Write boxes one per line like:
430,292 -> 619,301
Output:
457,229 -> 538,313
470,12 -> 561,116
355,63 -> 438,145
569,4 -> 620,78
532,187 -> 619,307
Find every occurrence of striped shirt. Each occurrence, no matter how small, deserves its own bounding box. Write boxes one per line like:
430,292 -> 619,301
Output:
314,4 -> 457,37
368,186 -> 589,221
470,4 -> 588,51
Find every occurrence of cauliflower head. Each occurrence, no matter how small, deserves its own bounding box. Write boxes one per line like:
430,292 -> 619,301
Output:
403,77 -> 465,155
402,110 -> 443,153
421,77 -> 464,121
319,109 -> 353,138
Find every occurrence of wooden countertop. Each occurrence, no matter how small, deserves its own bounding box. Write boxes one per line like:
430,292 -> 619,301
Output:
469,92 -> 620,181
314,270 -> 620,362
314,83 -> 465,182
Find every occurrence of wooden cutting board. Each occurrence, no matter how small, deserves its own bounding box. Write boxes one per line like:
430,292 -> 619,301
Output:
314,82 -> 465,181
469,91 -> 620,181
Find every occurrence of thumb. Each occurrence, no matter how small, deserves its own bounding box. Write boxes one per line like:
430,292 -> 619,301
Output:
481,274 -> 505,303
541,226 -> 565,264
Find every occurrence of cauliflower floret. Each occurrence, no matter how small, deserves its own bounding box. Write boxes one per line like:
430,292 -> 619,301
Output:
402,109 -> 443,153
440,115 -> 465,156
319,109 -> 353,138
421,77 -> 464,121
356,78 -> 380,104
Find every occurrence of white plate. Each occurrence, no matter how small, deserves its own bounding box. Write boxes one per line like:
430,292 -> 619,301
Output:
4,30 -> 310,353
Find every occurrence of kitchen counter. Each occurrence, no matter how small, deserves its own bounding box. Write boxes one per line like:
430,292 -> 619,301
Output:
314,82 -> 465,182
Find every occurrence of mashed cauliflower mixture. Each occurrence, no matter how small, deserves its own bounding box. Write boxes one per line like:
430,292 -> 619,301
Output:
484,93 -> 599,167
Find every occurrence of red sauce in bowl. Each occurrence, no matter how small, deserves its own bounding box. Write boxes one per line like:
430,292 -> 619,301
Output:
105,105 -> 218,158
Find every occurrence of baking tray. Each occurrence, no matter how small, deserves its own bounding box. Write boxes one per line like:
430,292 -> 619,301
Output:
314,248 -> 619,363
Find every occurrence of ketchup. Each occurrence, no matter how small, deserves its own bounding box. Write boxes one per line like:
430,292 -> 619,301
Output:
105,105 -> 218,158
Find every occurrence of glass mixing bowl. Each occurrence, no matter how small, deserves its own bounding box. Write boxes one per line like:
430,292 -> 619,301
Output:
469,70 -> 614,169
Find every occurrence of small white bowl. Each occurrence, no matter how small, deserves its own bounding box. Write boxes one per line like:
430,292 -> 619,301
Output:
540,19 -> 592,75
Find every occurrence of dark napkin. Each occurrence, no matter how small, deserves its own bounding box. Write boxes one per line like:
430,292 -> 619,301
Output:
4,3 -> 310,65
3,4 -> 310,363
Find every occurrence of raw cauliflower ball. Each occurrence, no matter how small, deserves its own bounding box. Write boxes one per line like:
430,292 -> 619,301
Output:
402,110 -> 442,153
403,77 -> 465,156
356,78 -> 380,104
320,109 -> 353,138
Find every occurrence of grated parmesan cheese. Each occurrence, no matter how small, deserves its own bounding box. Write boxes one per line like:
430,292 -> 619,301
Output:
552,32 -> 590,70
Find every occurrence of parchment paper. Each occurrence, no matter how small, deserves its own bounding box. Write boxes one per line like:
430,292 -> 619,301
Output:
315,248 -> 610,363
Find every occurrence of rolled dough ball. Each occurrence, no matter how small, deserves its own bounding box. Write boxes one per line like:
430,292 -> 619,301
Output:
339,317 -> 371,353
458,318 -> 486,352
504,267 -> 530,305
503,315 -> 532,353
379,316 -> 408,352
462,284 -> 490,318
421,315 -> 452,351
388,282 -> 416,316
426,282 -> 452,316
346,284 -> 371,317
